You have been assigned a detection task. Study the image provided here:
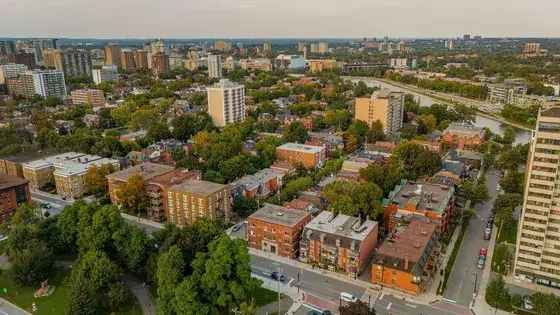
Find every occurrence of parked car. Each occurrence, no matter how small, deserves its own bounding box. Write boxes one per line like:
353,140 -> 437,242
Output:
523,295 -> 534,310
340,292 -> 358,303
232,224 -> 242,232
308,311 -> 332,315
477,256 -> 486,269
271,271 -> 286,282
479,248 -> 488,257
484,228 -> 492,240
486,221 -> 493,229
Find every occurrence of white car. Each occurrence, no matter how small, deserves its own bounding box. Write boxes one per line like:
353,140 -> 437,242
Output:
340,292 -> 357,303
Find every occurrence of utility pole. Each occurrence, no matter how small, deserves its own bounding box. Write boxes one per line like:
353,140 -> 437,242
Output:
277,267 -> 281,315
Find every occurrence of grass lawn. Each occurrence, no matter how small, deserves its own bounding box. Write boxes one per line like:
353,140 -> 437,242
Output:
0,268 -> 71,314
0,267 -> 143,315
251,286 -> 279,307
497,220 -> 518,244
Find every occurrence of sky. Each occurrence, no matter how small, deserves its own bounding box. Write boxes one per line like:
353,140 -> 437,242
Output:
2,0 -> 560,38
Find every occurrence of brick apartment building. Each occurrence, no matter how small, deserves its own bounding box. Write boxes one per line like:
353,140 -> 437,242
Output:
22,152 -> 90,190
300,211 -> 378,278
384,180 -> 455,234
0,175 -> 30,222
70,88 -> 106,108
248,203 -> 312,258
231,168 -> 284,199
441,122 -> 484,150
166,180 -> 231,227
276,143 -> 326,169
107,162 -> 200,222
371,219 -> 438,295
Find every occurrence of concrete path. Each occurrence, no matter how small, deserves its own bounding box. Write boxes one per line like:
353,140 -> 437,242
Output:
123,274 -> 156,315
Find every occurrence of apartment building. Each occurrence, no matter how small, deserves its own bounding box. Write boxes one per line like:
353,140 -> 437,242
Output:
239,58 -> 273,72
248,203 -> 312,258
208,54 -> 223,79
488,80 -> 528,105
300,211 -> 378,277
275,54 -> 306,70
166,179 -> 231,227
308,59 -> 338,73
231,168 -> 284,199
134,50 -> 149,70
120,49 -> 136,72
441,122 -> 485,150
371,219 -> 438,295
71,89 -> 105,108
0,175 -> 30,223
151,52 -> 169,77
384,180 -> 455,234
214,40 -> 232,52
0,63 -> 27,85
514,106 -> 560,288
105,43 -> 122,68
53,154 -> 120,199
22,152 -> 88,190
92,65 -> 118,85
43,49 -> 92,78
355,89 -> 404,135
276,143 -> 326,169
207,79 -> 245,127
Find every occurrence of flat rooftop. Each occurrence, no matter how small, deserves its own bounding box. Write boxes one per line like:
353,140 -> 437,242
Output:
106,162 -> 174,182
249,203 -> 310,227
0,174 -> 28,190
375,219 -> 436,271
54,155 -> 119,176
168,179 -> 228,196
444,122 -> 483,137
22,152 -> 85,170
304,211 -> 377,242
277,143 -> 324,154
386,181 -> 454,214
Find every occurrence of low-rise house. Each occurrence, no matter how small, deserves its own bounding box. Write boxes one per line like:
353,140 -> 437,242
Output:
442,149 -> 483,178
441,122 -> 484,150
384,180 -> 455,234
119,130 -> 148,142
371,219 -> 438,295
284,196 -> 321,215
231,168 -> 284,199
276,143 -> 326,169
248,203 -> 312,258
300,211 -> 379,278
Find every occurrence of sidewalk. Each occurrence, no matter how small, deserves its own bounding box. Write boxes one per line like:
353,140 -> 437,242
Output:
0,297 -> 31,315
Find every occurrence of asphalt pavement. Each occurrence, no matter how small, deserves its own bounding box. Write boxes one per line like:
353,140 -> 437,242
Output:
443,170 -> 500,306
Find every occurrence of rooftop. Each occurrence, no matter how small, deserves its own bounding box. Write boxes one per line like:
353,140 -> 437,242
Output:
277,142 -> 324,154
444,122 -> 484,137
375,219 -> 437,272
375,88 -> 403,98
106,162 -> 174,182
168,179 -> 228,196
304,211 -> 377,242
54,155 -> 119,176
0,174 -> 28,190
211,79 -> 244,89
249,203 -> 310,227
386,180 -> 455,214
22,152 -> 85,170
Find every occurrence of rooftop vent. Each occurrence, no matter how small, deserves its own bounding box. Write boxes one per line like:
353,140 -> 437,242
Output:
277,212 -> 284,216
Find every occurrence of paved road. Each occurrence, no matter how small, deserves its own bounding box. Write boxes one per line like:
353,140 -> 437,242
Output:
444,170 -> 500,306
124,274 -> 156,315
31,190 -> 72,216
0,298 -> 29,315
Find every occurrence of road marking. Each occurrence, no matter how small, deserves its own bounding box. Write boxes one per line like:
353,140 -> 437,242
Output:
442,298 -> 457,304
405,303 -> 417,308
386,302 -> 392,310
379,292 -> 385,300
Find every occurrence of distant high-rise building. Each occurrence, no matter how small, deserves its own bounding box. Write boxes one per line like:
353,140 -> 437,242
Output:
263,42 -> 272,54
104,43 -> 122,68
297,42 -> 306,52
43,49 -> 92,78
214,40 -> 232,52
445,39 -> 455,50
397,40 -> 407,53
0,63 -> 28,85
92,65 -> 118,85
120,49 -> 137,72
355,89 -> 404,134
514,106 -> 560,287
208,54 -> 223,79
151,52 -> 169,77
32,39 -> 57,62
11,70 -> 66,99
523,43 -> 542,57
207,79 -> 245,127
71,89 -> 105,108
318,42 -> 329,54
134,50 -> 149,70
11,51 -> 37,70
463,34 -> 471,41
0,40 -> 16,55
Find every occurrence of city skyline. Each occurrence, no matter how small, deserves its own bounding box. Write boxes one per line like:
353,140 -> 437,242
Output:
2,0 -> 560,38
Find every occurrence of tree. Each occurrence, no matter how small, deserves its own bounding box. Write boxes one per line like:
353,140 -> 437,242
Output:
461,178 -> 490,206
391,142 -> 441,180
485,276 -> 512,311
115,174 -> 147,215
283,121 -> 308,143
77,205 -> 123,255
280,176 -> 313,202
113,224 -> 152,274
532,292 -> 560,315
417,114 -> 437,134
322,181 -> 383,220
340,300 -> 376,315
9,239 -> 54,286
502,126 -> 516,145
255,136 -> 282,168
156,245 -> 185,315
353,81 -> 372,97
147,121 -> 172,142
359,162 -> 401,195
67,275 -> 97,315
173,236 -> 261,314
232,196 -> 259,218
367,120 -> 385,142
499,170 -> 524,194
84,164 -> 116,197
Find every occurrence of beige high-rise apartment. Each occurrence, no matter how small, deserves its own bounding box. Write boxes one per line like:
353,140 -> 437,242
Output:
208,54 -> 223,79
355,89 -> 404,135
166,180 -> 231,227
207,79 -> 245,127
134,50 -> 149,70
71,89 -> 105,108
151,52 -> 169,77
105,43 -> 122,68
514,106 -> 560,287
